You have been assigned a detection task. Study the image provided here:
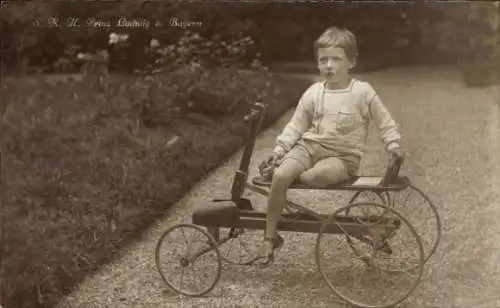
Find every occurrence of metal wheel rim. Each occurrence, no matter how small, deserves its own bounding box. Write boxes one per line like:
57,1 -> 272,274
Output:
155,223 -> 222,296
406,184 -> 441,261
315,202 -> 425,308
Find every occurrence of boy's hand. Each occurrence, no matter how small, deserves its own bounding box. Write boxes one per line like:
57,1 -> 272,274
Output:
258,146 -> 286,178
262,152 -> 283,168
268,153 -> 283,166
269,145 -> 286,164
258,153 -> 282,179
273,145 -> 286,158
388,146 -> 405,161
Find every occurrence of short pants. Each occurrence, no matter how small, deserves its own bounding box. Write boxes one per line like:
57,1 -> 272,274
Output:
282,139 -> 361,176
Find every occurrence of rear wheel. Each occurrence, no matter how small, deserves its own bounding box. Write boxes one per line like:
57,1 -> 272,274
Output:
316,202 -> 424,308
348,185 -> 441,264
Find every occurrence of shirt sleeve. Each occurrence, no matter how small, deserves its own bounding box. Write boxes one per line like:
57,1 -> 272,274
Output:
365,85 -> 402,150
275,83 -> 316,153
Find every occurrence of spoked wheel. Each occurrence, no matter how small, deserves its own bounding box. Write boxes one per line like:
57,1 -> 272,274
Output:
316,202 -> 424,308
155,223 -> 221,296
218,227 -> 262,265
348,185 -> 441,265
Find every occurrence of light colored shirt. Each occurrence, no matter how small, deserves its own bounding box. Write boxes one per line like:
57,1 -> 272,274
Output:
274,78 -> 401,158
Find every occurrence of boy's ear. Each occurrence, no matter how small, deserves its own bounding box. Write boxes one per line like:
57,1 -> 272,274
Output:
349,58 -> 357,69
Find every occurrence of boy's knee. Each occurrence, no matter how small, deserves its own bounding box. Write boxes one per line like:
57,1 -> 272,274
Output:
299,170 -> 329,187
272,161 -> 303,186
273,166 -> 296,184
299,164 -> 350,187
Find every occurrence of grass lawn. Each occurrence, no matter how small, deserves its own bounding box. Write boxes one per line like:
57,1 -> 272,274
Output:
0,69 -> 311,308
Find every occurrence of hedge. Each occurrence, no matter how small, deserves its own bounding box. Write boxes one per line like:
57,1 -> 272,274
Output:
4,1 -> 498,76
0,69 -> 311,308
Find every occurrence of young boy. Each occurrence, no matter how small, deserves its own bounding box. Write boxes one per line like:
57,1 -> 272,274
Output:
258,27 -> 405,266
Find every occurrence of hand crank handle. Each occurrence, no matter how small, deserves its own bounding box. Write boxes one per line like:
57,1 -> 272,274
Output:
243,102 -> 266,122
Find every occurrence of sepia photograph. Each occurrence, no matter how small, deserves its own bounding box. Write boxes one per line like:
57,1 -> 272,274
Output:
1,1 -> 499,307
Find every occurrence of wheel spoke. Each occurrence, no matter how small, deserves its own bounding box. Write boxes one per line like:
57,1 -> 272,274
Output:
218,228 -> 261,265
348,186 -> 441,265
227,235 -> 236,257
386,239 -> 419,250
180,227 -> 191,256
190,262 -> 197,292
239,239 -> 253,255
179,266 -> 185,291
238,240 -> 244,263
400,189 -> 413,207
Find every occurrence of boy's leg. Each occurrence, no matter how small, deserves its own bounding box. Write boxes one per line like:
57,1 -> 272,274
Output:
265,157 -> 307,239
299,156 -> 351,188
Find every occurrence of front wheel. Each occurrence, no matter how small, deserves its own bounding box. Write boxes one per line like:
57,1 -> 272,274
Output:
155,223 -> 222,296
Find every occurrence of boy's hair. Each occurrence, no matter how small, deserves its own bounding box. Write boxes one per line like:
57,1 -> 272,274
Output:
314,27 -> 358,62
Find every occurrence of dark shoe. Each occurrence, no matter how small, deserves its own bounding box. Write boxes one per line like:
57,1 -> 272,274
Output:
257,234 -> 284,268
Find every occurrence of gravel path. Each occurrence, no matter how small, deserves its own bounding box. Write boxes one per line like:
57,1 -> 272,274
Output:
57,66 -> 500,308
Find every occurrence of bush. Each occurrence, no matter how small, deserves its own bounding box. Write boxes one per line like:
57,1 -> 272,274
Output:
153,32 -> 259,69
435,2 -> 499,86
427,3 -> 499,62
0,64 -> 310,307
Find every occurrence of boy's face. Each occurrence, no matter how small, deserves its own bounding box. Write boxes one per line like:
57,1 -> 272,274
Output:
317,46 -> 354,87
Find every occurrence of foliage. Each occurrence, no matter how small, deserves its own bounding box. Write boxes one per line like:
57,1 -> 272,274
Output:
10,1 -> 495,72
0,2 -> 55,71
0,62 -> 310,308
151,31 -> 260,70
0,2 -> 417,73
432,2 -> 500,63
422,2 -> 500,86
